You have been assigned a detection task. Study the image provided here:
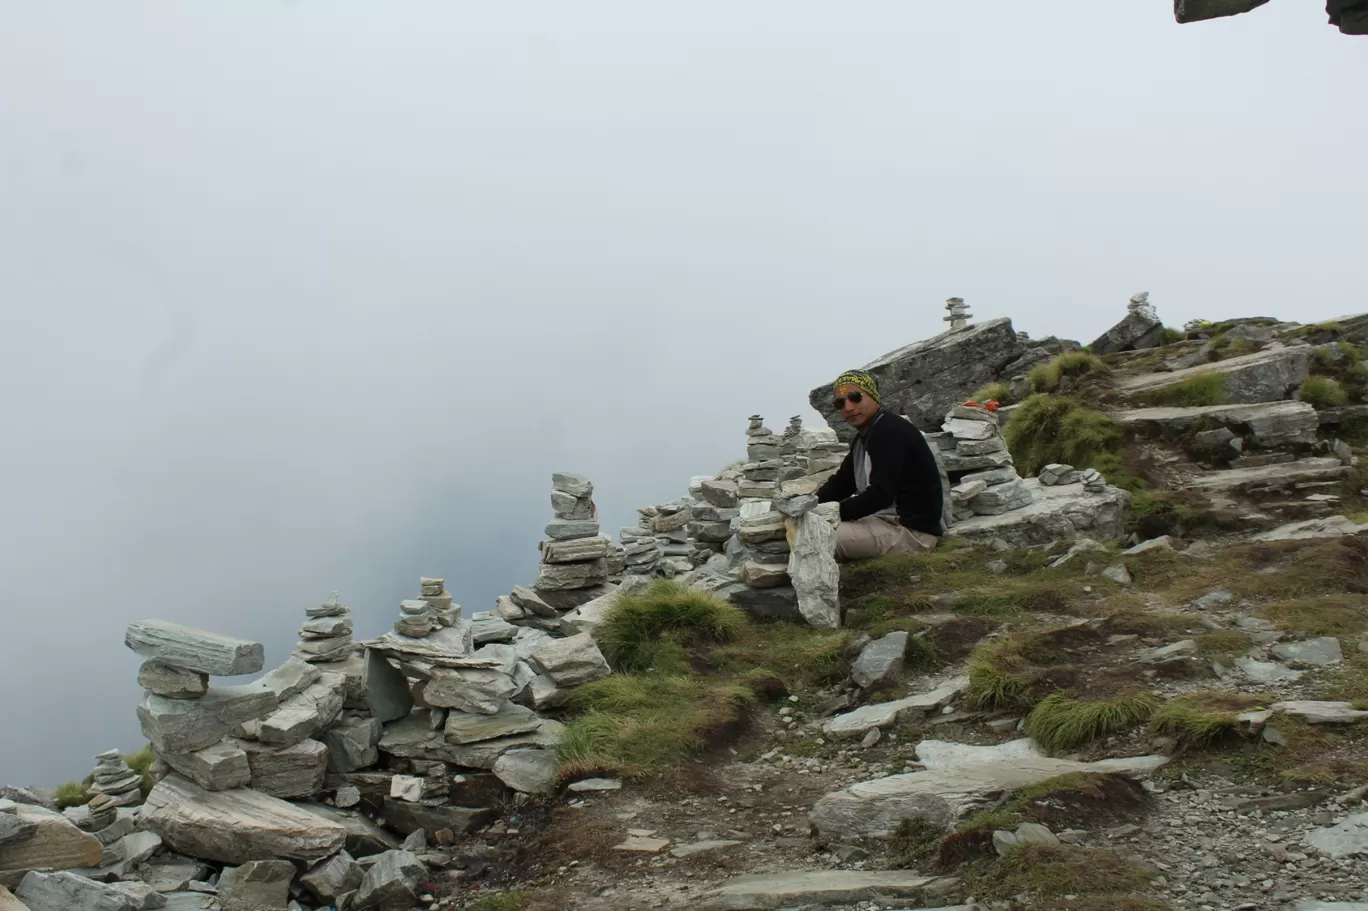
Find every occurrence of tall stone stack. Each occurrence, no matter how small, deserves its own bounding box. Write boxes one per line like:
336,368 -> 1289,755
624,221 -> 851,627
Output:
732,417 -> 794,589
293,591 -> 356,663
534,473 -> 611,608
394,599 -> 440,639
737,415 -> 781,501
692,477 -> 740,566
928,404 -> 1033,522
415,578 -> 461,627
649,500 -> 695,576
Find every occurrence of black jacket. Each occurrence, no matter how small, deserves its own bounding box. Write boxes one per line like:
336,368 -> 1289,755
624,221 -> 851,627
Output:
816,411 -> 945,536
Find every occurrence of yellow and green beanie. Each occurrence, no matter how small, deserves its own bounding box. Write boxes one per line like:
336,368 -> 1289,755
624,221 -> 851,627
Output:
833,369 -> 879,402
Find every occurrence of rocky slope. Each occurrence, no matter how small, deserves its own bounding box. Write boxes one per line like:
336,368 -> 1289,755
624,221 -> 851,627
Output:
6,302 -> 1368,911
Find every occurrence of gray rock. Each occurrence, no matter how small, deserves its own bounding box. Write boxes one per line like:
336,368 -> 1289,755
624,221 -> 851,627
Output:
352,849 -> 425,911
551,489 -> 594,520
444,703 -> 541,744
0,806 -> 102,877
1117,401 -> 1319,450
139,775 -> 346,864
544,519 -> 600,540
1305,812 -> 1368,859
298,803 -> 400,858
125,620 -> 265,677
541,536 -> 611,564
160,741 -> 251,791
528,675 -> 568,711
259,673 -> 346,747
992,829 -> 1019,856
470,616 -> 517,645
377,801 -> 494,841
1090,300 -> 1164,355
700,870 -> 941,911
321,716 -> 382,773
217,859 -> 295,911
809,318 -> 1024,432
531,633 -> 610,687
420,668 -> 518,715
822,678 -> 967,738
1118,346 -> 1312,406
300,850 -> 363,904
567,778 -> 621,793
951,478 -> 1130,547
137,661 -> 209,699
1272,700 -> 1368,724
810,752 -> 1168,840
552,472 -> 593,498
788,512 -> 839,630
1236,657 -> 1303,682
509,586 -> 560,618
0,815 -> 36,849
15,871 -> 138,911
1272,636 -> 1343,666
700,479 -> 740,508
1013,822 -> 1059,847
1193,589 -> 1234,609
1101,564 -> 1132,585
492,749 -> 558,794
243,738 -> 329,800
255,658 -> 322,702
534,559 -> 608,591
137,683 -> 277,754
1255,515 -> 1368,542
850,632 -> 907,689
117,830 -> 161,867
362,650 -> 413,724
1138,640 -> 1197,663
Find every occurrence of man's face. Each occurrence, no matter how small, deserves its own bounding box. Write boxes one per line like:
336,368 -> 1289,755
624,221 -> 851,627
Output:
834,383 -> 879,430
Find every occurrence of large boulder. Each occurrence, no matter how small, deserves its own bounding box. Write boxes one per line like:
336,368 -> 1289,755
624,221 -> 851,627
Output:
14,871 -> 140,911
808,318 -> 1025,433
809,743 -> 1167,840
0,805 -> 102,877
949,478 -> 1131,547
139,776 -> 346,864
241,739 -> 329,799
1116,346 -> 1312,406
1114,401 -> 1319,450
1089,294 -> 1165,355
159,741 -> 251,791
217,859 -> 295,911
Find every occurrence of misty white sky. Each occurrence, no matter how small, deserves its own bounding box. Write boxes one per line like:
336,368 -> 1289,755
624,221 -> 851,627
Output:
1,2 -> 1364,786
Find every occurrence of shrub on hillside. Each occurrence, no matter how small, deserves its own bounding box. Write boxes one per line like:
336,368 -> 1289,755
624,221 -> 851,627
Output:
54,781 -> 91,809
1133,371 -> 1228,407
1301,375 -> 1349,409
971,381 -> 1013,405
1002,394 -> 1125,478
595,580 -> 746,673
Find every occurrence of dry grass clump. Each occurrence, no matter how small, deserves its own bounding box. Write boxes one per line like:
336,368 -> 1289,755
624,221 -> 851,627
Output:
595,580 -> 746,673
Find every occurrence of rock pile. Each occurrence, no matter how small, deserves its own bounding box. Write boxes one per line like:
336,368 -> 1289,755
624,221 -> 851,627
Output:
86,750 -> 143,809
935,402 -> 1032,521
294,591 -> 356,662
535,473 -> 611,605
1089,290 -> 1165,355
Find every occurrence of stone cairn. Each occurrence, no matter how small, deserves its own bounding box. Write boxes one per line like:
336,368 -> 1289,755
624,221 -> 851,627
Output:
944,296 -> 972,331
930,403 -> 1033,523
294,591 -> 356,662
87,750 -> 142,809
392,578 -> 460,639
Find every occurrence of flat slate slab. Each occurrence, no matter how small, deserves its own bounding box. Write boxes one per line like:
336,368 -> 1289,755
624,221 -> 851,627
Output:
1114,346 -> 1312,405
125,619 -> 265,676
810,753 -> 1168,841
947,479 -> 1129,547
701,870 -> 942,910
822,677 -> 968,738
1184,457 -> 1347,492
1112,401 -> 1319,448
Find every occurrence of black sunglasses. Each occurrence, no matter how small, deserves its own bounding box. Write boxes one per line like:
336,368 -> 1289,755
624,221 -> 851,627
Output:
832,391 -> 864,410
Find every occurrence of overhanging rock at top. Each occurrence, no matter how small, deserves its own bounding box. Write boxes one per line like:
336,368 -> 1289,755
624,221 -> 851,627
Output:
808,318 -> 1023,433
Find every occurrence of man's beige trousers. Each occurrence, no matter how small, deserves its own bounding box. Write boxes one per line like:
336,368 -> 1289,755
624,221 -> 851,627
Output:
834,515 -> 938,561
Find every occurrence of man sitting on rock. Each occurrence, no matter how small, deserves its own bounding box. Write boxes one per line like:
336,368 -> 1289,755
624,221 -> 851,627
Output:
816,369 -> 945,561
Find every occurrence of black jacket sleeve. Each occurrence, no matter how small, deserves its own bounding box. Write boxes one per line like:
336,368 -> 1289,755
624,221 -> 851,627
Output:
834,425 -> 901,521
815,448 -> 856,504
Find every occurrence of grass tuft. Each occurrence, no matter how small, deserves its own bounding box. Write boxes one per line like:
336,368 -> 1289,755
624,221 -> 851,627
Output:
1134,371 -> 1228,407
1029,352 -> 1107,394
1301,375 -> 1350,409
558,675 -> 753,780
123,745 -> 156,797
971,381 -> 1013,405
966,640 -> 1035,710
54,781 -> 91,809
1149,694 -> 1255,747
1025,692 -> 1161,754
595,580 -> 745,673
1003,395 -> 1125,478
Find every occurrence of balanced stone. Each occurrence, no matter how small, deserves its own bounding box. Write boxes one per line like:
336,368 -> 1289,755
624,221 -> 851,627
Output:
534,559 -> 608,591
258,673 -> 346,747
300,616 -> 352,638
531,633 -> 610,687
419,577 -> 445,597
545,519 -> 600,540
306,592 -> 348,618
255,657 -> 321,702
444,703 -> 541,744
542,536 -> 612,563
160,741 -> 251,791
420,668 -> 518,715
137,661 -> 209,699
242,739 -> 329,799
552,472 -> 593,498
126,620 -> 264,677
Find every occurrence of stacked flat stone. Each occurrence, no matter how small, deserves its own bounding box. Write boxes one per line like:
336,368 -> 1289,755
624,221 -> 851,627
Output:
395,598 -> 440,638
619,517 -> 663,577
649,500 -> 695,576
730,417 -> 793,588
88,749 -> 143,808
417,578 -> 462,627
532,473 -> 611,609
928,404 -> 1033,522
690,478 -> 739,565
944,296 -> 972,331
295,591 -> 356,662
